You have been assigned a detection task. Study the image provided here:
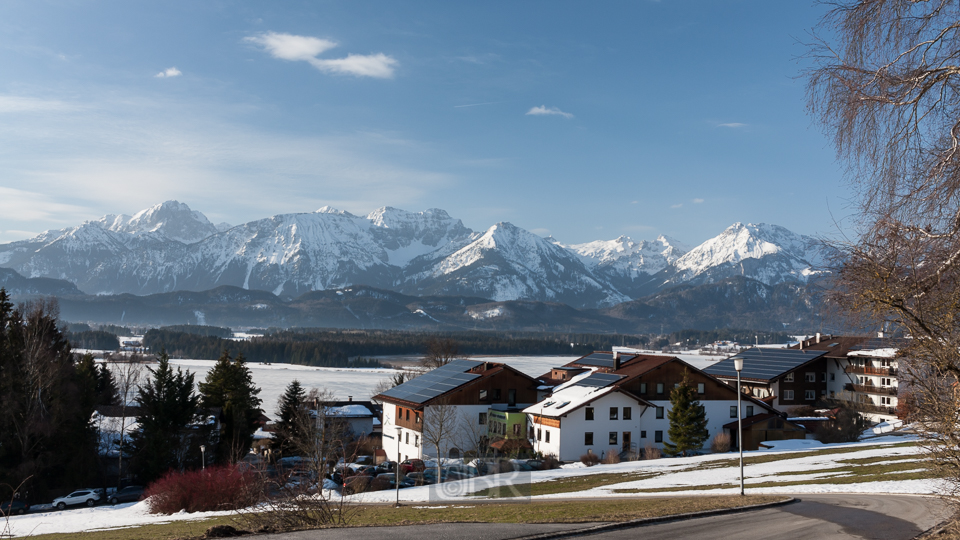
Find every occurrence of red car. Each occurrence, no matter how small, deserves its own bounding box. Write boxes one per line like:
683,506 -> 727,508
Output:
399,459 -> 425,473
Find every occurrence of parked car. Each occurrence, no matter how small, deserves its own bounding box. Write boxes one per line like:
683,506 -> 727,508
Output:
0,500 -> 29,516
445,464 -> 479,478
108,486 -> 144,505
377,460 -> 397,473
399,458 -> 426,473
52,489 -> 101,510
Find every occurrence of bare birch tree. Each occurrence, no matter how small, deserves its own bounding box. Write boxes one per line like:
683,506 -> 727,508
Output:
807,0 -> 960,497
420,397 -> 459,479
112,356 -> 144,489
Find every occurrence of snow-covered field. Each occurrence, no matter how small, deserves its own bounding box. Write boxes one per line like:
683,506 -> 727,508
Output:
3,435 -> 934,537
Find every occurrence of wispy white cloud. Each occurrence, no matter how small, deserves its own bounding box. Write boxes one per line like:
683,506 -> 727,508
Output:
155,67 -> 182,78
531,228 -> 551,237
693,198 -> 704,204
630,200 -> 638,204
671,203 -> 683,209
245,32 -> 397,78
717,122 -> 745,128
526,105 -> 573,119
0,95 -> 72,113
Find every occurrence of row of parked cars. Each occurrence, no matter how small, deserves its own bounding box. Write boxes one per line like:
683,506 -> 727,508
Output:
330,457 -> 549,494
0,486 -> 145,516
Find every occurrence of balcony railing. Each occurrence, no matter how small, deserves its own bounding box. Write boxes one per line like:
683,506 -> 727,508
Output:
844,365 -> 897,376
858,404 -> 899,415
844,383 -> 898,395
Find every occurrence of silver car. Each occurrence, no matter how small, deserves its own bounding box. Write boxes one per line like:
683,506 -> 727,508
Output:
52,489 -> 101,510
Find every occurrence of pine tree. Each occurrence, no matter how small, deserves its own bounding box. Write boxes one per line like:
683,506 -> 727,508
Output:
132,350 -> 200,482
199,350 -> 262,464
274,379 -> 307,457
663,370 -> 709,457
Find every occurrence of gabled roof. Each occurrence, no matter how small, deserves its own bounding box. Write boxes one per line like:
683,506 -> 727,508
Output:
378,359 -> 484,404
722,413 -> 804,431
705,348 -> 829,383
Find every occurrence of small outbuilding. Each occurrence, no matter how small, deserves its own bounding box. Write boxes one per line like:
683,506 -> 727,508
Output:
722,413 -> 807,451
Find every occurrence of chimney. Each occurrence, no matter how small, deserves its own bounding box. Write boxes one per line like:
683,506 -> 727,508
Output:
613,351 -> 621,371
816,333 -> 821,344
878,330 -> 885,339
348,396 -> 353,402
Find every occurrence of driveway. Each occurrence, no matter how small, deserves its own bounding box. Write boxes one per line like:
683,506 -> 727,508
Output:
261,494 -> 952,540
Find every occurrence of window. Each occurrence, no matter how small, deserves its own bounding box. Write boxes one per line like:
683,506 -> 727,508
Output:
609,432 -> 618,445
830,373 -> 835,381
640,430 -> 647,438
805,372 -> 815,383
414,435 -> 419,447
821,372 -> 827,382
537,428 -> 542,441
545,430 -> 551,443
405,432 -> 409,444
479,412 -> 487,425
405,409 -> 410,421
508,389 -> 517,406
805,390 -> 815,401
529,427 -> 534,439
881,396 -> 893,405
415,412 -> 420,424
881,378 -> 892,386
785,373 -> 795,382
730,406 -> 737,418
783,390 -> 794,400
585,432 -> 594,445
697,383 -> 705,394
513,423 -> 521,436
655,431 -> 663,443
656,406 -> 664,419
480,389 -> 488,400
623,407 -> 632,420
493,389 -> 502,400
610,407 -> 618,420
656,383 -> 664,394
585,407 -> 594,421
640,383 -> 647,394
746,405 -> 754,417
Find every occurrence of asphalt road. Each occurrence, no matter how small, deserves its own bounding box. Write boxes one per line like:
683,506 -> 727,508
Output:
263,494 -> 953,540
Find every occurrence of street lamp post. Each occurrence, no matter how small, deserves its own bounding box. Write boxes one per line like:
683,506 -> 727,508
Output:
734,357 -> 744,496
395,426 -> 402,507
200,445 -> 206,471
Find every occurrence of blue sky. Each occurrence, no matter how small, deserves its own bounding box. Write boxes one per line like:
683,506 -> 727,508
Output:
0,1 -> 849,246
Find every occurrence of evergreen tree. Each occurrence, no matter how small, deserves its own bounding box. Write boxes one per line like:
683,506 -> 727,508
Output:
198,350 -> 262,464
663,370 -> 709,457
131,350 -> 200,483
0,294 -> 99,501
274,379 -> 307,457
76,353 -> 118,407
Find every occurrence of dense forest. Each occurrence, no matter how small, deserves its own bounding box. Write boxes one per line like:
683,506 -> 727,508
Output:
64,330 -> 121,350
140,327 -> 793,366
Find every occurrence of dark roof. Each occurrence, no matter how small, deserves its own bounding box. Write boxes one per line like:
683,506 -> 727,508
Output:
569,352 -> 638,369
378,359 -> 483,404
849,337 -> 910,351
575,372 -> 625,388
705,348 -> 828,382
789,335 -> 870,357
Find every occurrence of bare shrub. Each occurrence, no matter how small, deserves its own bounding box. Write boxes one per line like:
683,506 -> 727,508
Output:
580,452 -> 600,467
144,465 -> 258,514
710,432 -> 731,453
643,444 -> 661,460
601,449 -> 621,464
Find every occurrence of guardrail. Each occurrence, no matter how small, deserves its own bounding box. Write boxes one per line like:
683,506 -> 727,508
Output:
844,365 -> 897,376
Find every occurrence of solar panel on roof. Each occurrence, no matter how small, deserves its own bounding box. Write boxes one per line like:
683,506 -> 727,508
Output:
576,372 -> 624,388
704,348 -> 828,381
379,359 -> 484,403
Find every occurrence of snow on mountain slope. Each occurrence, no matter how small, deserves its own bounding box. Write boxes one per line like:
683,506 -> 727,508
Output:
103,200 -> 219,244
565,235 -> 688,277
402,222 -> 630,308
669,222 -> 818,286
365,207 -> 472,266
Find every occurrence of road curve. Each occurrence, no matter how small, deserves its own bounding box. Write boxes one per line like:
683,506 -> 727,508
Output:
261,494 -> 952,540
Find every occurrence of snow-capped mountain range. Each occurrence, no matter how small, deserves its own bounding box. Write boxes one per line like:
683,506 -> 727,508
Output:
0,201 -> 823,309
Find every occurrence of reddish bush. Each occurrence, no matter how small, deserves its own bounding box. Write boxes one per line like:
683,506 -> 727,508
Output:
144,464 -> 259,514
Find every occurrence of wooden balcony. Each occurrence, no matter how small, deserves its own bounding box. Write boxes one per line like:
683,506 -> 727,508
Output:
844,365 -> 897,376
844,383 -> 898,396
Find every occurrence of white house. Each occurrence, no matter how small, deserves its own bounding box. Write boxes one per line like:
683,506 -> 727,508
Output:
528,352 -> 782,460
376,359 -> 540,462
